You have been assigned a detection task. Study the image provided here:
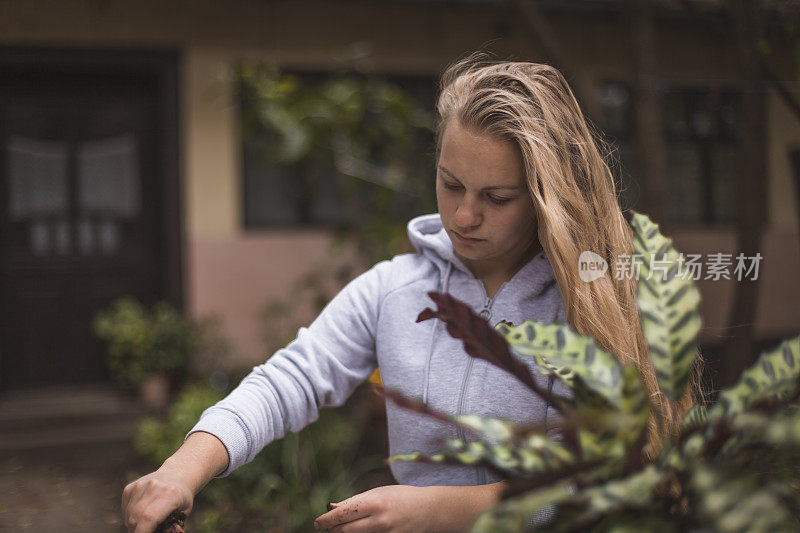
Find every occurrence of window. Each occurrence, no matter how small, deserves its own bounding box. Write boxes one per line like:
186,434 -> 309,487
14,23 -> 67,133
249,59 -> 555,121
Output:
240,70 -> 437,229
597,81 -> 740,225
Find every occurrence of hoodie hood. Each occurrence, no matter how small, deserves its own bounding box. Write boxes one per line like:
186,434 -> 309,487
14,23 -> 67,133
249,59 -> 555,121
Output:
407,213 -> 558,295
407,214 -> 471,276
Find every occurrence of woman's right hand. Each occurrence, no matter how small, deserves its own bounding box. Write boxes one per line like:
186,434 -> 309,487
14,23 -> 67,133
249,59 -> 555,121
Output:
121,431 -> 230,533
122,468 -> 193,533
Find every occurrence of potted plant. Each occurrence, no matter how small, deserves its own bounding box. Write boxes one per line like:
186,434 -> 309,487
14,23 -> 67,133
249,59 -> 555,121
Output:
94,298 -> 197,410
383,212 -> 800,531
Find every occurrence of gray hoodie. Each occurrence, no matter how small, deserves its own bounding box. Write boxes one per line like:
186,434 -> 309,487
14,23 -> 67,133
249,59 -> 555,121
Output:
189,213 -> 566,489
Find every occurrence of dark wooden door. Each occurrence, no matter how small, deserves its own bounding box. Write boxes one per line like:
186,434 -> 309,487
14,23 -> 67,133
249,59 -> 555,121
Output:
0,69 -> 164,389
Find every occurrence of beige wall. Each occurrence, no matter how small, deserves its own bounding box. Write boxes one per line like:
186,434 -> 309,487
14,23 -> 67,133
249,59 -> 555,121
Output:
2,0 -> 798,364
769,90 -> 800,231
184,47 -> 240,238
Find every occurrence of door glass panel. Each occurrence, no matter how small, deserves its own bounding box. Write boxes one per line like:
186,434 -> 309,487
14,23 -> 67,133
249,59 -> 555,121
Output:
29,220 -> 50,256
98,218 -> 120,255
7,136 -> 69,220
77,135 -> 140,219
78,217 -> 95,255
54,218 -> 71,255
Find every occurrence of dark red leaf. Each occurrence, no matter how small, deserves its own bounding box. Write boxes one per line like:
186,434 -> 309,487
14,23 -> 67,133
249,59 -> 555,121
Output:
417,291 -> 542,393
375,385 -> 456,427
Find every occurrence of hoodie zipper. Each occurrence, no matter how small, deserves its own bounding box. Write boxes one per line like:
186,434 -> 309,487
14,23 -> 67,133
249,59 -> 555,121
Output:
456,282 -> 507,484
457,293 -> 496,431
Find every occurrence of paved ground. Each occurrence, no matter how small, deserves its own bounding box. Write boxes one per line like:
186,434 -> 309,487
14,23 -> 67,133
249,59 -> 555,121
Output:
0,386 -> 148,532
0,453 -> 130,531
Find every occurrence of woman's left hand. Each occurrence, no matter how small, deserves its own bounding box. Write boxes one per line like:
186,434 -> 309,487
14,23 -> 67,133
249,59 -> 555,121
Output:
313,485 -> 436,533
313,482 -> 505,533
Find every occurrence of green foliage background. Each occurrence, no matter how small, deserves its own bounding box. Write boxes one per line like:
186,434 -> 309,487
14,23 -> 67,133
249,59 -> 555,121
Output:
238,63 -> 436,263
94,298 -> 197,389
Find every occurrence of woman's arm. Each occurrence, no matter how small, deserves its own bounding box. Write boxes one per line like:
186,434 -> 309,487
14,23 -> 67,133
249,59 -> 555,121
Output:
187,260 -> 389,477
313,482 -> 508,532
422,482 -> 508,532
122,261 -> 392,531
121,432 -> 229,533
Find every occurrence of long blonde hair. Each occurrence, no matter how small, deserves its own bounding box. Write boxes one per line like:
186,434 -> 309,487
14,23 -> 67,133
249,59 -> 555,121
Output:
437,55 -> 702,459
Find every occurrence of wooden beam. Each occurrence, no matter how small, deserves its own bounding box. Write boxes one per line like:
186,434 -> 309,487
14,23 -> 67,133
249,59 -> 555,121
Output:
722,0 -> 768,387
625,0 -> 669,224
514,0 -> 597,119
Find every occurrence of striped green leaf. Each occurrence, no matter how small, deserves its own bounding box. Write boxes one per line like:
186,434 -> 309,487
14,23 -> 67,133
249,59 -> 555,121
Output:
690,463 -> 797,532
497,320 -> 650,460
561,466 -> 664,528
442,438 -> 571,476
388,432 -> 575,478
680,404 -> 709,431
454,414 -> 517,445
470,481 -> 574,532
387,449 -> 459,465
471,466 -> 664,532
672,403 -> 710,462
593,513 -> 678,533
517,432 -> 576,466
678,433 -> 708,463
720,410 -> 800,451
382,388 -> 576,476
387,444 -> 501,470
573,365 -> 650,461
709,334 -> 800,421
615,365 -> 651,447
630,212 -> 702,401
379,387 -> 550,451
496,320 -> 624,408
746,410 -> 800,445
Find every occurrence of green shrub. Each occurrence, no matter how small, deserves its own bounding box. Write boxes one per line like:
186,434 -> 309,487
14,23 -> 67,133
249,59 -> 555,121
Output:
94,298 -> 197,389
237,64 -> 436,264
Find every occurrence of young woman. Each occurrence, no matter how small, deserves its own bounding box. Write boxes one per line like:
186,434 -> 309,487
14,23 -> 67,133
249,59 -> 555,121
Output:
122,56 -> 698,532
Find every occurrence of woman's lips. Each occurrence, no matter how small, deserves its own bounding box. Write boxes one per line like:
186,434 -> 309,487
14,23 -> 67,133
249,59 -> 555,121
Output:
452,230 -> 484,244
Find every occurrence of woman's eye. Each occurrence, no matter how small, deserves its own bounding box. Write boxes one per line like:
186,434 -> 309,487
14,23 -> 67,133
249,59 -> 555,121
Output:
488,195 -> 512,205
443,181 -> 462,191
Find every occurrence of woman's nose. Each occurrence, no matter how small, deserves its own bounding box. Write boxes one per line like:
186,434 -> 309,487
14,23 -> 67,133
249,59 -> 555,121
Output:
454,197 -> 481,228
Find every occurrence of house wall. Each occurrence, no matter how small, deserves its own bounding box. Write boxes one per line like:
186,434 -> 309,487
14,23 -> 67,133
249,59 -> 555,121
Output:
769,88 -> 800,231
1,0 -> 797,366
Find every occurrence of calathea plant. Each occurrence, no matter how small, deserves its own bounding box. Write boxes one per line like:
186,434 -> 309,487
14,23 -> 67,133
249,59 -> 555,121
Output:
379,212 -> 800,532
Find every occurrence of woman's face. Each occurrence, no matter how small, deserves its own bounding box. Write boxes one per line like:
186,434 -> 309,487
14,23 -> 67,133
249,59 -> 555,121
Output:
436,120 -> 539,275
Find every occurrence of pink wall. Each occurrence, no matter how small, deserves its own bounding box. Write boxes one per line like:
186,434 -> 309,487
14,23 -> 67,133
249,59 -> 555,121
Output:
188,230 -> 345,367
189,228 -> 800,369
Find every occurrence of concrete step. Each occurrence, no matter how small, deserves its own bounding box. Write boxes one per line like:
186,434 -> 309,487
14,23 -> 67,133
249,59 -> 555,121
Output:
0,417 -> 142,451
0,384 -> 147,454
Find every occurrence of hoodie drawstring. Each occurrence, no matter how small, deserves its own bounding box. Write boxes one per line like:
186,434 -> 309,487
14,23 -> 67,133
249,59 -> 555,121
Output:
422,262 -> 453,405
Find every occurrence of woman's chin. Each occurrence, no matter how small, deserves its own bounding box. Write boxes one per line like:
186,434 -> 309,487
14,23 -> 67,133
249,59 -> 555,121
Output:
452,246 -> 487,264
